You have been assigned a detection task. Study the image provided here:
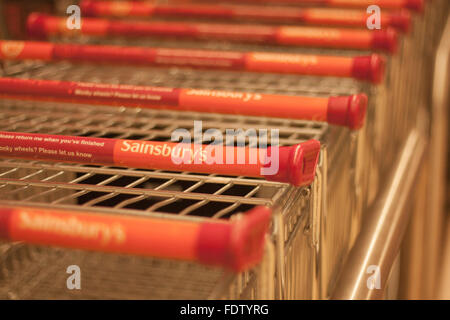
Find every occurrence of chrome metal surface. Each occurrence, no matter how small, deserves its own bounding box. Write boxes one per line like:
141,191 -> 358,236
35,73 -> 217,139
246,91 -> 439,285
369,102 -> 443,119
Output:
424,15 -> 450,299
331,129 -> 427,300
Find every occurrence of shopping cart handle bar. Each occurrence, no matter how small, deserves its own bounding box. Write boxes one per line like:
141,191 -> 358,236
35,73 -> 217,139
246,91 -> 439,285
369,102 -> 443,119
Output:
0,131 -> 320,187
0,205 -> 272,272
0,77 -> 367,129
202,0 -> 424,12
26,13 -> 400,54
0,40 -> 386,84
79,0 -> 412,32
330,0 -> 424,12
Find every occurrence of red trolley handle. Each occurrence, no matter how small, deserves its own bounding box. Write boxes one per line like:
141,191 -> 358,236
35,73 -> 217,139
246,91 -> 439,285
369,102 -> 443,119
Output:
317,0 -> 424,12
0,131 -> 321,187
26,13 -> 399,53
181,0 -> 425,12
0,205 -> 272,272
80,0 -> 411,33
0,77 -> 369,129
0,40 -> 385,83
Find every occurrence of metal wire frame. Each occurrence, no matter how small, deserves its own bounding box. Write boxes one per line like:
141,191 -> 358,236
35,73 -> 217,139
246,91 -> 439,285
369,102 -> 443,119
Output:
0,243 -> 225,299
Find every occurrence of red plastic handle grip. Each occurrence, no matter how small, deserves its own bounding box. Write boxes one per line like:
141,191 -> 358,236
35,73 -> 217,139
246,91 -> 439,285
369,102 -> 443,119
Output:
26,13 -> 399,53
80,0 -> 411,32
0,40 -> 386,83
317,0 -> 424,12
0,77 -> 368,128
299,8 -> 411,33
0,205 -> 271,272
0,131 -> 320,187
188,0 -> 424,12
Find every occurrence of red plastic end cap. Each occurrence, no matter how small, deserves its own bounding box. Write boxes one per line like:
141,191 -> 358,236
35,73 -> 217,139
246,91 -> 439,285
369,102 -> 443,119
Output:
327,94 -> 368,130
263,140 -> 320,187
406,0 -> 425,12
228,206 -> 272,272
196,206 -> 272,272
371,28 -> 398,54
351,54 -> 386,84
389,10 -> 411,33
80,0 -> 96,16
26,13 -> 48,39
0,207 -> 13,240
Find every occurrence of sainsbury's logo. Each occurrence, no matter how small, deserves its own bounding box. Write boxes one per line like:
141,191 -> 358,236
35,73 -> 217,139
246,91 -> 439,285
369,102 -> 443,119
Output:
18,210 -> 126,246
0,41 -> 25,59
